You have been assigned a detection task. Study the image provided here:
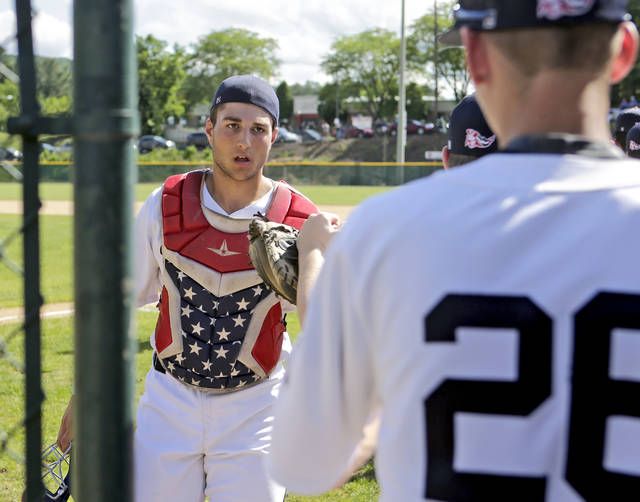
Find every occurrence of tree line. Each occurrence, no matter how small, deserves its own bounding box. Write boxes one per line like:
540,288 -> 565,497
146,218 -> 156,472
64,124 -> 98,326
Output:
2,0 -> 640,136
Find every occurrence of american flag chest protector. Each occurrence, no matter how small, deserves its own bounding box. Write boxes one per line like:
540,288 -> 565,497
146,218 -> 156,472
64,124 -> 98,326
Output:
153,170 -> 317,392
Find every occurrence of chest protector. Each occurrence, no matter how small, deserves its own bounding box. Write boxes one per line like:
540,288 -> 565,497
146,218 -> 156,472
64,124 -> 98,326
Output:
154,170 -> 316,392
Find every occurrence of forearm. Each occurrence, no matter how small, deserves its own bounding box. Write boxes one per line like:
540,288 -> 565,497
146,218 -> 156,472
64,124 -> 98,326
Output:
296,248 -> 326,325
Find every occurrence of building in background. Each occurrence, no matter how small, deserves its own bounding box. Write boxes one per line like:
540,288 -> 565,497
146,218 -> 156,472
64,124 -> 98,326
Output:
293,95 -> 321,130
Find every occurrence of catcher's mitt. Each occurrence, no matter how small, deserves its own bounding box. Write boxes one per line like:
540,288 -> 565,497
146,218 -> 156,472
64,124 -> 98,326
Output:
248,214 -> 300,305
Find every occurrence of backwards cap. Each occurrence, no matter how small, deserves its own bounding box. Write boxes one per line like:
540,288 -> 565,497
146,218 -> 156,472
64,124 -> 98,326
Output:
210,75 -> 279,125
626,123 -> 640,158
448,94 -> 498,157
615,107 -> 640,139
441,0 -> 629,45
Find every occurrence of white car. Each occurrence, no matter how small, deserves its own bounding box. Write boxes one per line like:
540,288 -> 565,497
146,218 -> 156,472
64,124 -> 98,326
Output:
276,127 -> 302,144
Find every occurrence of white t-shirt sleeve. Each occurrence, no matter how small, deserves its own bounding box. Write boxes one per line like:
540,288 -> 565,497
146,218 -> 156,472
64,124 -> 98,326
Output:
134,187 -> 163,307
267,222 -> 377,494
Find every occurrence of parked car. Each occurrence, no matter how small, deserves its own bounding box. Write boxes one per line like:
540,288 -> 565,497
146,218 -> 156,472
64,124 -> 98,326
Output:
389,120 -> 435,136
186,132 -> 210,150
137,135 -> 176,153
275,127 -> 302,144
373,120 -> 390,135
343,125 -> 374,139
301,128 -> 323,142
0,146 -> 23,161
57,141 -> 73,153
40,142 -> 61,153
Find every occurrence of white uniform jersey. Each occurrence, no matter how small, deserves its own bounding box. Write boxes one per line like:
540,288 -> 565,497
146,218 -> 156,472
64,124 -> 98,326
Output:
268,151 -> 640,501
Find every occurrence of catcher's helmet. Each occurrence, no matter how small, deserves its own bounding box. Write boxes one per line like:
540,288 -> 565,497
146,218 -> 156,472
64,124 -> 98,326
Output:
41,443 -> 71,501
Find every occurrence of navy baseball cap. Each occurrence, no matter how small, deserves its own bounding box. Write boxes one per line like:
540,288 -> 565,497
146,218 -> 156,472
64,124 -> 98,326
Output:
441,0 -> 630,45
448,94 -> 498,156
210,75 -> 279,125
615,107 -> 640,141
626,123 -> 640,158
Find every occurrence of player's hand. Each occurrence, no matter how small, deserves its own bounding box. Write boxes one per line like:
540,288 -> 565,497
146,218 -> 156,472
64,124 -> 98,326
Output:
297,212 -> 341,256
56,395 -> 74,451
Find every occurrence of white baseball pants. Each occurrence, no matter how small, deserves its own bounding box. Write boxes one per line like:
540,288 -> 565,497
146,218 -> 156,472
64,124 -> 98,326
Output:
134,364 -> 286,502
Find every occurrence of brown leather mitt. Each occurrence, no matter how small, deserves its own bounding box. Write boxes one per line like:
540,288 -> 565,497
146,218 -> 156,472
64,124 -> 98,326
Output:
248,214 -> 300,305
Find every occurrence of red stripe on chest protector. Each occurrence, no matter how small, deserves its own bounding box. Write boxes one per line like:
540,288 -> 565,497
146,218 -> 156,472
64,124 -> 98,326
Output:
252,303 -> 285,375
154,287 -> 172,353
162,172 -> 318,273
162,171 -> 251,273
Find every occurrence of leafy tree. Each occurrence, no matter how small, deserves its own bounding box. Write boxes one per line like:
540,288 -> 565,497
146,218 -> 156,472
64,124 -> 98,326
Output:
2,53 -> 73,115
137,35 -> 186,135
276,81 -> 294,123
408,2 -> 470,103
0,79 -> 20,132
290,81 -> 322,96
317,82 -> 348,125
41,95 -> 71,115
181,28 -> 279,111
322,28 -> 401,121
406,82 -> 428,119
36,57 -> 72,98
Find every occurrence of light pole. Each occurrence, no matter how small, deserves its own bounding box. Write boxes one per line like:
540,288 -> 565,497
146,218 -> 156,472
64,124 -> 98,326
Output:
434,0 -> 439,118
395,0 -> 407,184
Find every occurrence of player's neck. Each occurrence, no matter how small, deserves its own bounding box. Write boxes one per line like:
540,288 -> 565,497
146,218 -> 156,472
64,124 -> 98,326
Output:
494,71 -> 612,148
206,171 -> 273,215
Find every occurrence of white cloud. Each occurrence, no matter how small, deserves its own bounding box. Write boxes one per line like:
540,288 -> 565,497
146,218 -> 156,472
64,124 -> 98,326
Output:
32,10 -> 72,58
1,0 -> 437,82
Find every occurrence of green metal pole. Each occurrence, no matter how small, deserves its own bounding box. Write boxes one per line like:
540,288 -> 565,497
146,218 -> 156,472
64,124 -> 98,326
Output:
13,1 -> 43,500
73,0 -> 139,500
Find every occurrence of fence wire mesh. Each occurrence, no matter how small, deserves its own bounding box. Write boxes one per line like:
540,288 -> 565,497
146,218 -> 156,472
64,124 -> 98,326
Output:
0,5 -> 45,500
0,10 -> 26,470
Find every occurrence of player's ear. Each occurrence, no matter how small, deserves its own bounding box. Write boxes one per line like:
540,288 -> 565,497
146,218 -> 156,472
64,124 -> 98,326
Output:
610,21 -> 639,84
271,126 -> 279,145
461,28 -> 491,86
205,117 -> 214,149
442,146 -> 450,170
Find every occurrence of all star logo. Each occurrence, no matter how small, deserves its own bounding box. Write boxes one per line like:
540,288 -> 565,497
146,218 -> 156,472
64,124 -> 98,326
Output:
208,240 -> 241,257
537,0 -> 595,20
215,96 -> 222,104
465,128 -> 496,150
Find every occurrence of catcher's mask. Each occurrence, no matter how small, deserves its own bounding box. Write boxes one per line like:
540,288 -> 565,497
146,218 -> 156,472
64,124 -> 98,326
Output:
41,443 -> 71,501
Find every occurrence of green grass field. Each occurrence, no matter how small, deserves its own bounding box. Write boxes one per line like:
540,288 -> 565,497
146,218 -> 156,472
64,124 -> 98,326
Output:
0,182 -> 392,206
0,215 -> 73,307
0,312 -> 379,501
0,186 -> 382,500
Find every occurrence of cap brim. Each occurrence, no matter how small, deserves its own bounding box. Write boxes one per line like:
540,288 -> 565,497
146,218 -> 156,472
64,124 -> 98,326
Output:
439,28 -> 462,47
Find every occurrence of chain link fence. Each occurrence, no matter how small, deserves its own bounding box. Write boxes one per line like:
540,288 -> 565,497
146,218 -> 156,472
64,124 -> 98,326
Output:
0,5 -> 46,500
0,5 -> 28,468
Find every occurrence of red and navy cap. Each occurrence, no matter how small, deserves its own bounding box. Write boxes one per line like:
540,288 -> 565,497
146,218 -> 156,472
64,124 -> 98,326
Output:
626,122 -> 640,158
210,75 -> 279,125
615,107 -> 640,141
448,94 -> 498,156
442,0 -> 630,45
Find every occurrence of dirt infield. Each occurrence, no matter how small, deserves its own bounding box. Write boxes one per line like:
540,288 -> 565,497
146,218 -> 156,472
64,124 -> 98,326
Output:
0,200 -> 354,220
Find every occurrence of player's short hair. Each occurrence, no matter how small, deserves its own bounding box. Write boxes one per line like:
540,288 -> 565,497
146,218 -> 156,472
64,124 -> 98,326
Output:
447,152 -> 479,168
487,23 -> 618,78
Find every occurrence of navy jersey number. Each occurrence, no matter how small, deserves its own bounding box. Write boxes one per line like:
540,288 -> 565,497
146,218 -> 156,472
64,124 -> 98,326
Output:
424,292 -> 640,501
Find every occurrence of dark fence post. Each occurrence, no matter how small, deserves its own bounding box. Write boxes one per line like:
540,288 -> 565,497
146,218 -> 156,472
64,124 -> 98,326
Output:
73,0 -> 139,500
13,1 -> 43,498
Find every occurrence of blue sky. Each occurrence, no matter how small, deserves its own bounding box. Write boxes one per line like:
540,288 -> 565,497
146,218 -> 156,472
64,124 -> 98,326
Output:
0,0 -> 438,84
